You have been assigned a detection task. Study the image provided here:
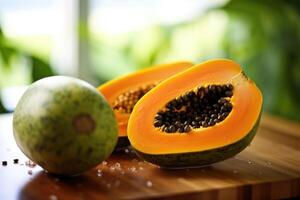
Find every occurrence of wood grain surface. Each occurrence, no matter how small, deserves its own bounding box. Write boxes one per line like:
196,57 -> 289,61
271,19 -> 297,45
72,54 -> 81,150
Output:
0,114 -> 300,200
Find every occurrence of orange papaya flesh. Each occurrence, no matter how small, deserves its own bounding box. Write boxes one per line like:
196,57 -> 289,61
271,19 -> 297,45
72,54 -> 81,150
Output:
98,61 -> 194,149
128,59 -> 263,168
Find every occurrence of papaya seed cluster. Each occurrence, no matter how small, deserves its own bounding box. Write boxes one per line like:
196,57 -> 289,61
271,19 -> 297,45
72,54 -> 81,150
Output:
113,83 -> 157,113
154,84 -> 234,133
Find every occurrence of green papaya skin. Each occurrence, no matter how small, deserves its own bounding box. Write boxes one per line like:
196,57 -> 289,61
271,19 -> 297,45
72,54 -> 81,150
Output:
13,76 -> 118,176
134,117 -> 260,169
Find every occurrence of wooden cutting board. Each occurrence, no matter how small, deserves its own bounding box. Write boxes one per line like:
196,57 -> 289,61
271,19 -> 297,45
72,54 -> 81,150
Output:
0,114 -> 300,200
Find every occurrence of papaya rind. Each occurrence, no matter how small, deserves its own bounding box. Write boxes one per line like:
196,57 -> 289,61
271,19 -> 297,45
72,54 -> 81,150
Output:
133,115 -> 261,169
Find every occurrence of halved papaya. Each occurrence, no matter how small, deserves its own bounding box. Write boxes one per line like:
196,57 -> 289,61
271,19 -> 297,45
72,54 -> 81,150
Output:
98,61 -> 194,149
128,59 -> 263,168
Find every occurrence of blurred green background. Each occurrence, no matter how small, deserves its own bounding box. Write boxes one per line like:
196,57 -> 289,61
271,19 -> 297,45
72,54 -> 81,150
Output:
0,0 -> 299,122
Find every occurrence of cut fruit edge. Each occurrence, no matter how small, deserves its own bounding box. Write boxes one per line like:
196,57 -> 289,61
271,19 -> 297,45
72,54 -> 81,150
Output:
128,59 -> 263,155
98,61 -> 194,137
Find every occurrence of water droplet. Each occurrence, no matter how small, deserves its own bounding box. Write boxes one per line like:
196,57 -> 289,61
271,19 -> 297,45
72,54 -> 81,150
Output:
129,167 -> 137,173
146,180 -> 153,187
102,161 -> 107,166
124,148 -> 129,153
114,162 -> 121,170
97,172 -> 102,177
139,166 -> 144,170
110,166 -> 116,172
49,195 -> 58,200
247,160 -> 253,164
25,160 -> 36,168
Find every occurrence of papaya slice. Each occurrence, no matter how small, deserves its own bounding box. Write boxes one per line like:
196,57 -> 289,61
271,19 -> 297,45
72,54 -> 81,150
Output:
128,59 -> 263,168
98,61 -> 194,149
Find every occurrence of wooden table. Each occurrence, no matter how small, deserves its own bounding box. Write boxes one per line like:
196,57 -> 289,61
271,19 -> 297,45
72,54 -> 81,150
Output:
0,114 -> 300,200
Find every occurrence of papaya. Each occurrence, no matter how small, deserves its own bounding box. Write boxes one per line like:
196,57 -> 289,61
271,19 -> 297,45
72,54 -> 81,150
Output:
98,61 -> 194,149
128,59 -> 263,168
13,76 -> 118,175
